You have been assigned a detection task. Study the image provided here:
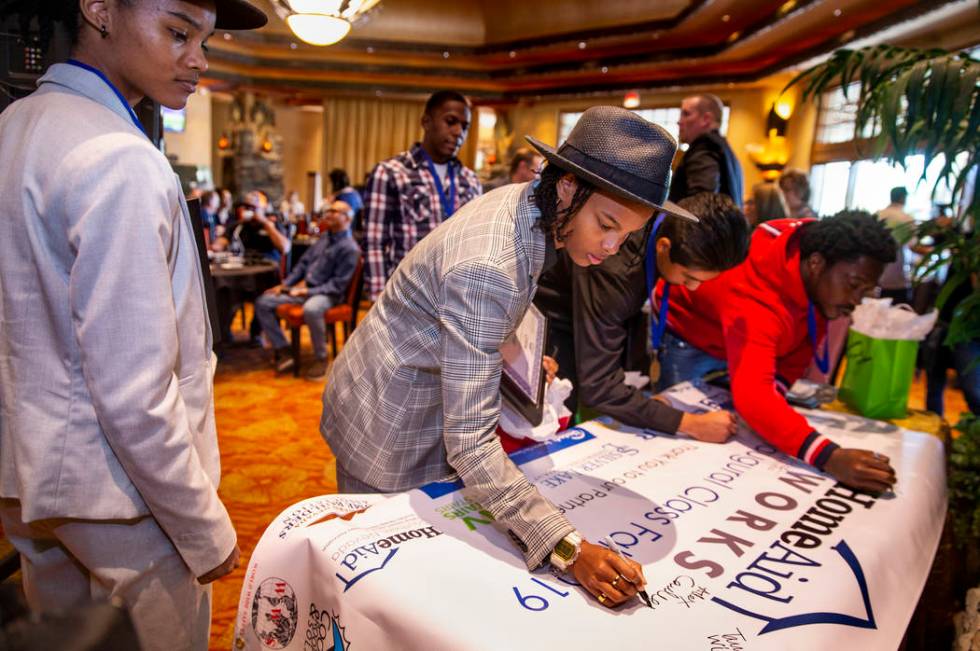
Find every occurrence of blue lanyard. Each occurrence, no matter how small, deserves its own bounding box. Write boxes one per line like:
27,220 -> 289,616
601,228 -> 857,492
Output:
419,148 -> 457,217
66,59 -> 146,136
807,302 -> 830,374
645,213 -> 670,350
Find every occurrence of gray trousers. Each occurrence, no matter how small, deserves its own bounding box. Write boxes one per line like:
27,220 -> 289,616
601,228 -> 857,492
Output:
254,292 -> 334,361
0,500 -> 211,651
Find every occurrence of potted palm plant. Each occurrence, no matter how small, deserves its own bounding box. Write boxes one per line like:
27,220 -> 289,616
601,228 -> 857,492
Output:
787,45 -> 977,345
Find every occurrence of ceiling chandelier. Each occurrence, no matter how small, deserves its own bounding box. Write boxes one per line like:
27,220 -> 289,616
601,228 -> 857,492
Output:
272,0 -> 382,47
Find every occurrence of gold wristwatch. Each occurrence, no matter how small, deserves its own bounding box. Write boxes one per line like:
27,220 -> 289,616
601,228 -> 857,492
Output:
549,531 -> 582,572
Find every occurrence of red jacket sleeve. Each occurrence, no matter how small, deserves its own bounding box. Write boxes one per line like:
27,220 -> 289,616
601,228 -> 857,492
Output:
722,305 -> 839,470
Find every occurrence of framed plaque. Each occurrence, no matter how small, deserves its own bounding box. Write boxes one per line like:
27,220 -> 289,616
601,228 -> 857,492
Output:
499,304 -> 549,426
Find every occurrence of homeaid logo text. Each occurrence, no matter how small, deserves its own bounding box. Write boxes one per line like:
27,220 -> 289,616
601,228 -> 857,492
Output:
331,516 -> 443,592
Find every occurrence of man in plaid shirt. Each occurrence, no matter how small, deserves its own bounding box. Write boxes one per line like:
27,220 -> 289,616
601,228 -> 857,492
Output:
363,90 -> 482,300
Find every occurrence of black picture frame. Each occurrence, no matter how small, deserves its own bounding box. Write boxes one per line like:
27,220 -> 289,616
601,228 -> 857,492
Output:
500,304 -> 549,427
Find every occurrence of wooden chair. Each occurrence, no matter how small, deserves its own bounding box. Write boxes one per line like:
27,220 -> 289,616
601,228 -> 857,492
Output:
275,256 -> 364,377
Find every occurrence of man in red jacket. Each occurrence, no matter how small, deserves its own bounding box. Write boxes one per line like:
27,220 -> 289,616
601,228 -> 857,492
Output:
656,211 -> 898,493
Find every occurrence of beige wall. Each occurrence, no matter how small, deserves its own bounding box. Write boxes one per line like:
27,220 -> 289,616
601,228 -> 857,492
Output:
501,74 -> 819,196
275,104 -> 324,204
163,90 -> 212,169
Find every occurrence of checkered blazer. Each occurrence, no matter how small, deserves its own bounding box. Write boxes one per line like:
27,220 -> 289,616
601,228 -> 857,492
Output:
321,182 -> 575,569
363,143 -> 482,301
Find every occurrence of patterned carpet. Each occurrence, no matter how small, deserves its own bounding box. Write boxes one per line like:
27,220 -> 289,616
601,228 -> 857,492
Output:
208,321 -> 339,650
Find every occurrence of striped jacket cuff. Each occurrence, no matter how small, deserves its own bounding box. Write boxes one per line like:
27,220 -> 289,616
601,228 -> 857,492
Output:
797,431 -> 839,470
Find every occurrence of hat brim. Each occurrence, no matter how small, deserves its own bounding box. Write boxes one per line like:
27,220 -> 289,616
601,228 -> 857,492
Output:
214,0 -> 268,30
525,135 -> 698,223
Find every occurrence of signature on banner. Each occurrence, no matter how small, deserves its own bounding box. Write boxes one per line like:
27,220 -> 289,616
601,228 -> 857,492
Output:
648,575 -> 711,610
706,627 -> 747,650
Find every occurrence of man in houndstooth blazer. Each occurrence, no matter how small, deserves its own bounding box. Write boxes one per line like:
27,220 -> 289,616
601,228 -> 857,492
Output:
321,106 -> 696,607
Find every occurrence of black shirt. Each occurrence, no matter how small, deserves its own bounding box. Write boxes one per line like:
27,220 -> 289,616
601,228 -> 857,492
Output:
534,228 -> 684,434
669,129 -> 743,207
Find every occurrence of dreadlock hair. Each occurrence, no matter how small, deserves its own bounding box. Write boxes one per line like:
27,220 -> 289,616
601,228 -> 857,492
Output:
659,192 -> 749,271
799,209 -> 897,267
531,162 -> 596,242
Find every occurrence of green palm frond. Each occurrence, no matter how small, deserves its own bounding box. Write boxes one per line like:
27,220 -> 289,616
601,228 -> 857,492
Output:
787,45 -> 980,346
789,46 -> 979,198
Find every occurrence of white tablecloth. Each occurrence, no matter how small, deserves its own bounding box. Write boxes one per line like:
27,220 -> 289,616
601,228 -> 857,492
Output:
233,383 -> 946,651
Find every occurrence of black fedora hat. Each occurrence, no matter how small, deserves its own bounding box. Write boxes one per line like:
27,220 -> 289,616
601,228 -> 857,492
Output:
214,0 -> 267,30
526,106 -> 697,222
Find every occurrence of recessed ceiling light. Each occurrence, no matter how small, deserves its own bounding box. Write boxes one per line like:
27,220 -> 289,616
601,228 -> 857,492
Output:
722,14 -> 731,22
290,42 -> 298,50
223,33 -> 232,40
833,8 -> 842,16
578,41 -> 587,49
601,66 -> 608,73
509,50 -> 517,58
366,46 -> 374,53
443,51 -> 450,58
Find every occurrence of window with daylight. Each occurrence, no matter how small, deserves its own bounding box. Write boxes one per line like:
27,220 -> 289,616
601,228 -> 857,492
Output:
556,105 -> 730,147
809,152 -> 971,220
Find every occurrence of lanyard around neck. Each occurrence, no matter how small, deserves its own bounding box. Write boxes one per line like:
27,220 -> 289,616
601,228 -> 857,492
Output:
645,213 -> 670,350
807,302 -> 830,374
66,59 -> 146,136
419,148 -> 457,217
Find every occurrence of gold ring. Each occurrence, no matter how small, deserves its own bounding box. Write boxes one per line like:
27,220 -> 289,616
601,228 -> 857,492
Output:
598,592 -> 607,604
611,574 -> 622,588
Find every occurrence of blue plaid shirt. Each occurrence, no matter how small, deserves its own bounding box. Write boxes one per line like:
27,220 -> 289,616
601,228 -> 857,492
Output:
363,143 -> 481,300
284,230 -> 360,303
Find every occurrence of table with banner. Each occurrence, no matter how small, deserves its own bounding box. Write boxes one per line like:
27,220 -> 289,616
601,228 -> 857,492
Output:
233,382 -> 946,651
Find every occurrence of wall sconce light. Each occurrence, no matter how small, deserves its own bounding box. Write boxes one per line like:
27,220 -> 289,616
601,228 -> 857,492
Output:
261,138 -> 274,153
766,97 -> 794,136
623,91 -> 640,109
217,132 -> 230,150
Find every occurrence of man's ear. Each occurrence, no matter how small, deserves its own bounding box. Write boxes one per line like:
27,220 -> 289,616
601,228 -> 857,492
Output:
805,251 -> 826,277
556,173 -> 577,206
79,0 -> 112,37
420,111 -> 432,133
656,236 -> 671,257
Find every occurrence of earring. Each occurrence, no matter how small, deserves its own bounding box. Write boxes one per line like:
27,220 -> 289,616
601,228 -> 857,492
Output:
100,24 -> 108,39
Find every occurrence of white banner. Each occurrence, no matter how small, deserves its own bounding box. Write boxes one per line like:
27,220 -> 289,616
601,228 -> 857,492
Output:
233,383 -> 946,651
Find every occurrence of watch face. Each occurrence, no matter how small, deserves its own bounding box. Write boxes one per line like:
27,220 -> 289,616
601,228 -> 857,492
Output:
554,539 -> 575,560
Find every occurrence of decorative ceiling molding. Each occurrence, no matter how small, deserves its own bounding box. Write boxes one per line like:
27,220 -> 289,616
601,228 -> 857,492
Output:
204,0 -> 971,101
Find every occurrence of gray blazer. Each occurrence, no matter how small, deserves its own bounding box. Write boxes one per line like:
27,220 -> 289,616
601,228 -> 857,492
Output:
321,183 -> 575,569
0,64 -> 235,577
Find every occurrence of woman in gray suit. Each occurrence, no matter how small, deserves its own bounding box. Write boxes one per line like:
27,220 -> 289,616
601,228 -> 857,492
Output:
322,107 -> 699,609
0,1 -> 264,649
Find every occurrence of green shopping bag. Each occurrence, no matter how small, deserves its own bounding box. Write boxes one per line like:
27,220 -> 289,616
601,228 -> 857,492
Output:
839,329 -> 919,419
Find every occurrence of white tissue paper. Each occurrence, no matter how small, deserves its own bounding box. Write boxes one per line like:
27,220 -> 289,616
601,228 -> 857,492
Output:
499,377 -> 574,442
623,371 -> 650,390
850,297 -> 938,341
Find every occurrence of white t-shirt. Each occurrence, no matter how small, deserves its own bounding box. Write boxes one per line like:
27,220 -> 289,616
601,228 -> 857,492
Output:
877,203 -> 916,291
431,162 -> 449,187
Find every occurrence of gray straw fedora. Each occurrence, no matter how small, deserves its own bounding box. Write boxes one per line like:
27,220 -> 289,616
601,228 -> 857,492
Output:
526,106 -> 697,222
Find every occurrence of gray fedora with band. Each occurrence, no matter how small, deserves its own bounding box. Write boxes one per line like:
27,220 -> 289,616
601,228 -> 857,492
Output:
526,106 -> 697,222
